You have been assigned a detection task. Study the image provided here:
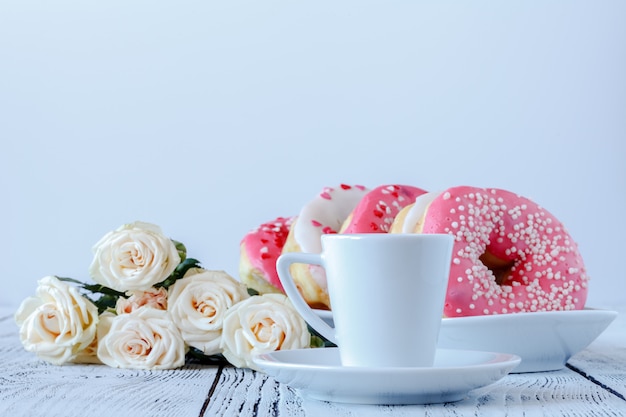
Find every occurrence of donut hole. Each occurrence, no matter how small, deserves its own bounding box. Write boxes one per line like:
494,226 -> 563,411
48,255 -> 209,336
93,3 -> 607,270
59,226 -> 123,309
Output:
479,251 -> 515,286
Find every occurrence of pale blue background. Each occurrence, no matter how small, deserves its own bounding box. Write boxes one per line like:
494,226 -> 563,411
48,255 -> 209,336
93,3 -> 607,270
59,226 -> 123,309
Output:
1,1 -> 624,308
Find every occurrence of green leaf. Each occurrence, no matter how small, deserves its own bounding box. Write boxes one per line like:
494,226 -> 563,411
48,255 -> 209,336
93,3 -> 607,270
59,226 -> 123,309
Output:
308,324 -> 336,348
309,335 -> 326,348
56,277 -> 87,286
155,257 -> 202,289
57,276 -> 124,296
185,347 -> 231,366
172,240 -> 187,263
56,276 -> 124,314
93,294 -> 120,314
81,283 -> 126,298
247,287 -> 260,296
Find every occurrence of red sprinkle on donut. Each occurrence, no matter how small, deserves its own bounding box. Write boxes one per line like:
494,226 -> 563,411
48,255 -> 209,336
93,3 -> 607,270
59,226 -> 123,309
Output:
342,184 -> 427,234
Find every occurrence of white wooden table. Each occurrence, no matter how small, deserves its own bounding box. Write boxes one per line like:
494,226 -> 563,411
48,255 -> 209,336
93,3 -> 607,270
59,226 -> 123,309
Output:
1,305 -> 624,417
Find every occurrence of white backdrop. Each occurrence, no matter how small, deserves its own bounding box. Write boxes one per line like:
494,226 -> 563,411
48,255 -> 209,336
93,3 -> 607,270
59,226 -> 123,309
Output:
1,0 -> 624,309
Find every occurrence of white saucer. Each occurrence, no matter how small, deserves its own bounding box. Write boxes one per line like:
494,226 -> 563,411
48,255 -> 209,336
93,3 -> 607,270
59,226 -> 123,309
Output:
252,348 -> 520,405
314,308 -> 617,373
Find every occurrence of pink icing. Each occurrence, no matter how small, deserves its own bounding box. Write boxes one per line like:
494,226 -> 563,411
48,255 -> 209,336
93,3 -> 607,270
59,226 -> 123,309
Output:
342,184 -> 428,233
241,216 -> 294,291
421,186 -> 589,317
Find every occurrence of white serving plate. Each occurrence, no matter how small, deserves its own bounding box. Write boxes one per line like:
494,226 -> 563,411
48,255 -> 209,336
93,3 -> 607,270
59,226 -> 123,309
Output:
314,308 -> 617,373
253,348 -> 520,405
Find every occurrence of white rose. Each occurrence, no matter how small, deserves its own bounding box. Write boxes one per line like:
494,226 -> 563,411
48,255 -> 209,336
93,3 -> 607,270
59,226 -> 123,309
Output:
71,336 -> 101,364
116,287 -> 168,314
220,294 -> 310,370
89,221 -> 181,292
168,270 -> 249,355
14,276 -> 99,365
97,308 -> 186,370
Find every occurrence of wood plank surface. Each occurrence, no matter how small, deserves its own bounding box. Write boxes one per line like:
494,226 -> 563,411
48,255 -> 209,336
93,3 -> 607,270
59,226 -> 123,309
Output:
0,308 -> 219,417
208,365 -> 626,416
568,305 -> 626,400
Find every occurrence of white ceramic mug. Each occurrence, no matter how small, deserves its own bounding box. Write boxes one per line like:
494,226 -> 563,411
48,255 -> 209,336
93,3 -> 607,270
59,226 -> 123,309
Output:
277,233 -> 454,368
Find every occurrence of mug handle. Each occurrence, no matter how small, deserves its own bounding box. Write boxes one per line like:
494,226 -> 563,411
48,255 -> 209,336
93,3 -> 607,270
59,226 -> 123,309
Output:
276,253 -> 337,344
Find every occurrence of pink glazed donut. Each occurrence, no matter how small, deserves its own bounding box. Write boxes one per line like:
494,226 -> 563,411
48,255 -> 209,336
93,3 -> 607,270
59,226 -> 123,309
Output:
340,184 -> 428,233
239,216 -> 294,294
391,186 -> 589,317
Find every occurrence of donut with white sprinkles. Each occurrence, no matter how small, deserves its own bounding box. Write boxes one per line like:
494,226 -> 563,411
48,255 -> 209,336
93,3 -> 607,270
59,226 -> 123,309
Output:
391,186 -> 589,317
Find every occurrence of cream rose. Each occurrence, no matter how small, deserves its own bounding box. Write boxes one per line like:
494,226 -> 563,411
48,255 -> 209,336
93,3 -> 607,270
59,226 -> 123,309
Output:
220,294 -> 310,370
97,308 -> 186,369
71,336 -> 101,364
116,287 -> 168,314
89,221 -> 181,292
168,270 -> 249,355
14,276 -> 99,365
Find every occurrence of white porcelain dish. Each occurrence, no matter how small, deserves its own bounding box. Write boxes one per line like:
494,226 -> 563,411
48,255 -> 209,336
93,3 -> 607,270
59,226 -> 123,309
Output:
253,348 -> 520,405
314,308 -> 617,373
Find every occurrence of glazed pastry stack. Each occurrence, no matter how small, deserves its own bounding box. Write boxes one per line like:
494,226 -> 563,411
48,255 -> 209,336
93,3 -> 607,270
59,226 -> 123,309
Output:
239,183 -> 589,317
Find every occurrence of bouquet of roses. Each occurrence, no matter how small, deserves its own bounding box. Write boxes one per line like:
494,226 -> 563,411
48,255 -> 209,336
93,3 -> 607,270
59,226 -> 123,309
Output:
14,221 -> 324,371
